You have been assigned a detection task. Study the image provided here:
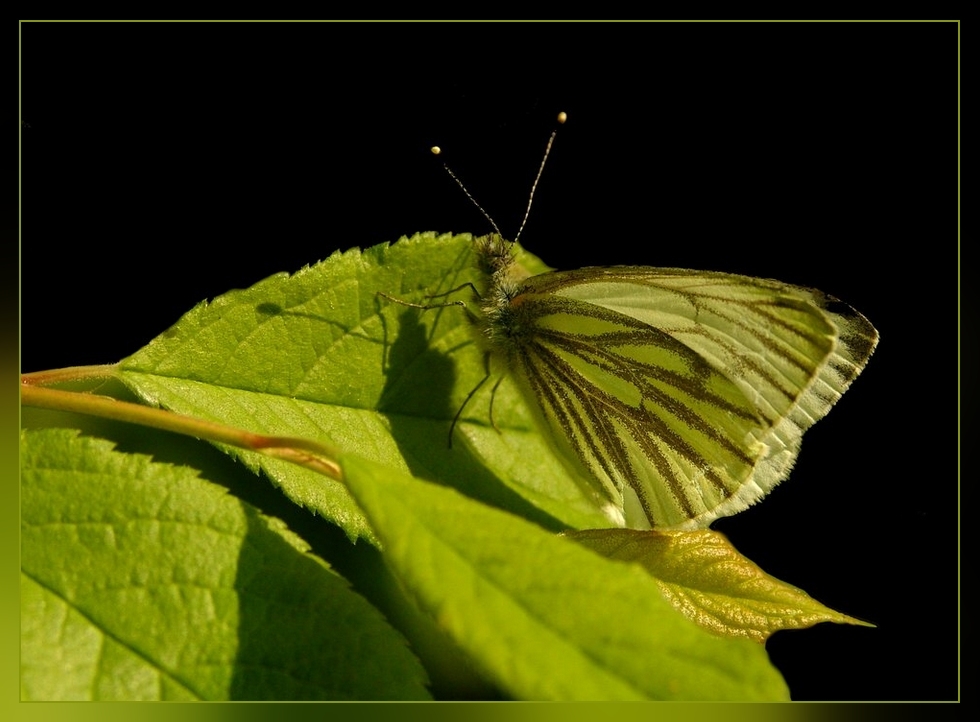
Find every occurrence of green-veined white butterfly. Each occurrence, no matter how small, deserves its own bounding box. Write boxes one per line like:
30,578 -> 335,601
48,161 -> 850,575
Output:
427,113 -> 878,531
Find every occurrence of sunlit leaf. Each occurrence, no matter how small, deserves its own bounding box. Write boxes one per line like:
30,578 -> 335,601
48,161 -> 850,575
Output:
118,233 -> 613,543
21,428 -> 429,700
567,528 -> 873,642
338,453 -> 790,701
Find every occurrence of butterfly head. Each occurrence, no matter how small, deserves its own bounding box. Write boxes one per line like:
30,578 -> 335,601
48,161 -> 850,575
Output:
474,234 -> 516,275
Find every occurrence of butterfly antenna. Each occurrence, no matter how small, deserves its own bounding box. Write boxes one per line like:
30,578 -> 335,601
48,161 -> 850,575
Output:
514,111 -> 566,244
431,146 -> 503,237
432,111 -> 566,241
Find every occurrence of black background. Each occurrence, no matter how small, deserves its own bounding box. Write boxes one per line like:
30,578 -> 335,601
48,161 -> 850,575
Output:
21,21 -> 958,701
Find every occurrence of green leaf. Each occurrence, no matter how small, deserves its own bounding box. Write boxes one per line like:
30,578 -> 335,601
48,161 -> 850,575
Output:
566,528 -> 873,643
117,232 -> 614,544
20,428 -> 430,701
338,453 -> 790,701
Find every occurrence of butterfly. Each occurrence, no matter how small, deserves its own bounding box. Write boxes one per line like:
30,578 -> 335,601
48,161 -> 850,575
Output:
433,114 -> 878,530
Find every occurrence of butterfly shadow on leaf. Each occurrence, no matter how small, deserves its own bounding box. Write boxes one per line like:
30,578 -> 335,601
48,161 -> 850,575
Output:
377,304 -> 565,530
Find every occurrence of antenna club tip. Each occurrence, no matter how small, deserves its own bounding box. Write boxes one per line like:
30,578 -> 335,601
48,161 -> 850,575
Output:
430,146 -> 442,155
557,111 -> 567,124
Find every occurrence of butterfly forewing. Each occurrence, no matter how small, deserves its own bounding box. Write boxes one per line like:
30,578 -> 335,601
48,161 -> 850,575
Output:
492,260 -> 877,530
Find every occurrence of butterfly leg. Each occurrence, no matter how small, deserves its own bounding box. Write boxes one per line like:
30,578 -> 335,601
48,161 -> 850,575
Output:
448,351 -> 494,449
487,373 -> 506,435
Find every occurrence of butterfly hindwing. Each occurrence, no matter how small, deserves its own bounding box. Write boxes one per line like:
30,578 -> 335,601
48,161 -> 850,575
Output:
485,258 -> 877,530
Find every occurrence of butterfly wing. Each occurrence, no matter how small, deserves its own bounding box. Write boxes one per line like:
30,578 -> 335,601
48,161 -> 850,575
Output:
490,266 -> 878,530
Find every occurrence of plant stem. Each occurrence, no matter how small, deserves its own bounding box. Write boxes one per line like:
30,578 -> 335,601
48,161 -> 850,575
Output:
21,364 -> 120,386
21,378 -> 342,480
